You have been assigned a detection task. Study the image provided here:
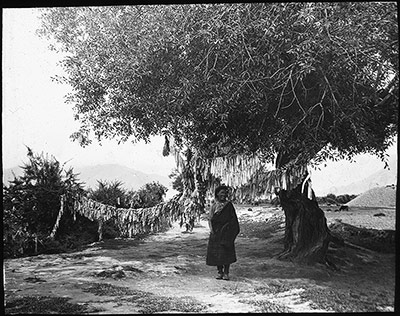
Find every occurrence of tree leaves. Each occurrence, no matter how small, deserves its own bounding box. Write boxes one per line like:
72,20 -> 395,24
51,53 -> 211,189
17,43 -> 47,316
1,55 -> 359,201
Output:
38,3 -> 398,167
3,148 -> 85,257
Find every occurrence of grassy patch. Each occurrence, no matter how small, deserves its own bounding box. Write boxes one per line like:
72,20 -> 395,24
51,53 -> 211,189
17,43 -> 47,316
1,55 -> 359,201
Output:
252,282 -> 389,312
82,282 -> 140,296
82,282 -> 207,313
329,222 -> 395,253
65,252 -> 99,259
254,282 -> 293,295
5,296 -> 101,314
129,295 -> 208,314
239,218 -> 284,239
298,287 -> 392,312
239,298 -> 289,312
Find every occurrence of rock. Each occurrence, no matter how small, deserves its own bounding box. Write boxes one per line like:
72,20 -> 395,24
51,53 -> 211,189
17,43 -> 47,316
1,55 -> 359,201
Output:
24,276 -> 46,283
96,270 -> 111,278
112,270 -> 125,279
122,266 -> 144,273
376,306 -> 394,312
96,268 -> 126,279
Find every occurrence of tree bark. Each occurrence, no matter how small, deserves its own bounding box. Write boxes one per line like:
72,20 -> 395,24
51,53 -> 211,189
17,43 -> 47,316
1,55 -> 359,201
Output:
194,157 -> 207,214
179,148 -> 199,232
276,182 -> 342,265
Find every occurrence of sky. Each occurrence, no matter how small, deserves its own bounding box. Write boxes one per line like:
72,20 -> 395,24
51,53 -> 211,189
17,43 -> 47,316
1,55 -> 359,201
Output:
2,8 -> 176,176
2,8 -> 398,196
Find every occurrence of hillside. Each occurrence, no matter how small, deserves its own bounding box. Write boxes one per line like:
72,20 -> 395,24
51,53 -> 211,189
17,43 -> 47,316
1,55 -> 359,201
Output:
324,156 -> 397,195
74,164 -> 171,190
3,164 -> 172,191
345,185 -> 397,208
334,168 -> 397,195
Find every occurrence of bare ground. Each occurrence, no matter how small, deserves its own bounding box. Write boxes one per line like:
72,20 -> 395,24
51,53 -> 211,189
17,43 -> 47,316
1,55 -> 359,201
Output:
4,205 -> 396,314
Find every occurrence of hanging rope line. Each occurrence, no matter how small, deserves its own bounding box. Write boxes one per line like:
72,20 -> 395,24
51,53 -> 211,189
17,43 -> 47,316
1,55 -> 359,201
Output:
49,147 -> 310,241
76,194 -> 185,238
232,164 -> 310,203
172,144 -> 310,203
49,194 -> 186,240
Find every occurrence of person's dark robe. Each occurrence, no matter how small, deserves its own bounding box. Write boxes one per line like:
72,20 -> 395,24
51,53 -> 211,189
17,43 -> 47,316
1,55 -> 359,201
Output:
206,201 -> 240,266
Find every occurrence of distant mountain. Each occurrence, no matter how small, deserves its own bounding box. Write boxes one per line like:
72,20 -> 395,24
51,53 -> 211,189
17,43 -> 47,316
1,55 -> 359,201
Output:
4,157 -> 396,197
3,164 -> 172,191
74,164 -> 172,190
329,158 -> 397,195
2,166 -> 24,185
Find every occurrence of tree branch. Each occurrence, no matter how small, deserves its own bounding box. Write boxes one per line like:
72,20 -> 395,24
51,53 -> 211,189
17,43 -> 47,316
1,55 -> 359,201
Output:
274,68 -> 293,117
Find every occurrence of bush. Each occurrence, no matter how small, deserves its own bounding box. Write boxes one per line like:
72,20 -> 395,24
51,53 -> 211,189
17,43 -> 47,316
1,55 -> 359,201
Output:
87,180 -> 168,240
326,193 -> 337,200
325,197 -> 337,205
169,169 -> 184,193
88,180 -> 128,207
3,147 -> 85,258
317,193 -> 358,206
40,238 -> 67,254
126,182 -> 168,209
102,219 -> 120,239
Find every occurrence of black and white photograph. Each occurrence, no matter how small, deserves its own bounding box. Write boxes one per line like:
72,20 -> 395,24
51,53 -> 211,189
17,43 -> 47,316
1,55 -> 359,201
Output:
3,3 -> 398,313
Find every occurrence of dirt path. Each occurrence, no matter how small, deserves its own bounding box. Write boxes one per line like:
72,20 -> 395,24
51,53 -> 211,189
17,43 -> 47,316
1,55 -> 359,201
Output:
4,206 -> 396,313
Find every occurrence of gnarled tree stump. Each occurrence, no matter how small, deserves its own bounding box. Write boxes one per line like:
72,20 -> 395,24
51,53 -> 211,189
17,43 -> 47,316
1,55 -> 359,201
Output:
276,184 -> 343,265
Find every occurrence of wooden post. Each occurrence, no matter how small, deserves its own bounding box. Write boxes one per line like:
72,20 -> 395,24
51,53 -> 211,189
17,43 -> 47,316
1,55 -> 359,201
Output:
34,234 -> 38,254
98,220 -> 103,241
3,262 -> 6,306
49,195 -> 65,239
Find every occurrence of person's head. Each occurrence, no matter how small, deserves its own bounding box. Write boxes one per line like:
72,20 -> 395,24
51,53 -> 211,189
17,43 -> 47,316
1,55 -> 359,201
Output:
215,185 -> 229,202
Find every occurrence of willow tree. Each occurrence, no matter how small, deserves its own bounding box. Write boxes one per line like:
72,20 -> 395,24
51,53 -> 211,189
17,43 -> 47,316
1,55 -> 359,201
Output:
38,3 -> 398,264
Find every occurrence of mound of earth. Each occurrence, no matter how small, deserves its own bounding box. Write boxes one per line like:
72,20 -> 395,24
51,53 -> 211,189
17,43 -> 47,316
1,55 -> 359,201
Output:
328,220 -> 395,253
345,185 -> 396,208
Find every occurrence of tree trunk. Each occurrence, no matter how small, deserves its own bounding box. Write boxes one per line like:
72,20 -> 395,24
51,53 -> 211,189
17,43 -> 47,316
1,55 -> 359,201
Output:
179,148 -> 198,232
194,157 -> 207,214
276,182 -> 341,265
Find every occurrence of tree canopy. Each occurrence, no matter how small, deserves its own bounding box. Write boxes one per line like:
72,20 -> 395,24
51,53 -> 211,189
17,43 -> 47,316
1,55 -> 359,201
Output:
38,3 -> 398,168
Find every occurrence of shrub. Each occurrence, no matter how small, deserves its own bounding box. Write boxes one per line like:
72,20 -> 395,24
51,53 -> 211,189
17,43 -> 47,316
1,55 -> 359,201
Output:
126,182 -> 168,209
326,193 -> 337,200
317,193 -> 358,206
87,180 -> 168,239
87,180 -> 128,238
169,169 -> 184,193
325,197 -> 337,205
3,147 -> 85,258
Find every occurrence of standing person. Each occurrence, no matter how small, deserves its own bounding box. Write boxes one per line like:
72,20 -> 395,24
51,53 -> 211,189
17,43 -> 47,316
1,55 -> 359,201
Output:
206,185 -> 240,280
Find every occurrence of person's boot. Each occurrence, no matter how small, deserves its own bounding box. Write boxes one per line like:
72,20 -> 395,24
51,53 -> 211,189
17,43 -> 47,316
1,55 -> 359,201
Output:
223,273 -> 230,280
216,267 -> 223,279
